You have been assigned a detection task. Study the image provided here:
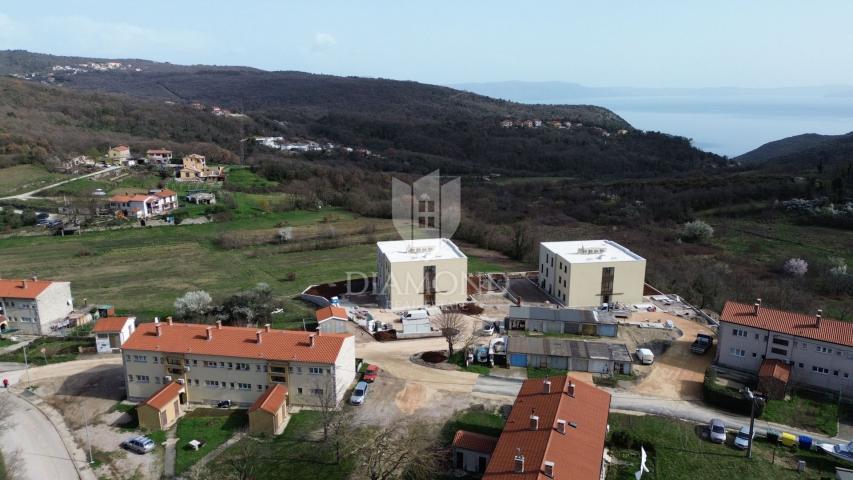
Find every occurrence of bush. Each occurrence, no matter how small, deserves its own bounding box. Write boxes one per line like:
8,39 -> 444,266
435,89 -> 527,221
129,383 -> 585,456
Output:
783,257 -> 808,277
702,368 -> 764,416
681,220 -> 714,243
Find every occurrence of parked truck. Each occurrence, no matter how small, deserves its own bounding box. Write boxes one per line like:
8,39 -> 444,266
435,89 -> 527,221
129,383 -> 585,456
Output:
691,333 -> 714,354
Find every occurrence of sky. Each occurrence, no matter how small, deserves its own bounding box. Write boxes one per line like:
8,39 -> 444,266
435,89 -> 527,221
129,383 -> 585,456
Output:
2,0 -> 853,88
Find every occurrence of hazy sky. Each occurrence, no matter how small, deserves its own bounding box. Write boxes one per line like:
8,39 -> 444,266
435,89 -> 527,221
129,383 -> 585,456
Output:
1,1 -> 852,87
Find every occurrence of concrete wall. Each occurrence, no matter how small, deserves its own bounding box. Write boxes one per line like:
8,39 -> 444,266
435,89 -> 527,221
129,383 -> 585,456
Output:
318,319 -> 348,334
377,250 -> 468,310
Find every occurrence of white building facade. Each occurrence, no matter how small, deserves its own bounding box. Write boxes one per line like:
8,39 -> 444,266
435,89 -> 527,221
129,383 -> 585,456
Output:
0,279 -> 73,335
375,238 -> 468,310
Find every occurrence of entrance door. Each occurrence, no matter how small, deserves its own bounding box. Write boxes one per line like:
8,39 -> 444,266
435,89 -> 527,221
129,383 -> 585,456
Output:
423,266 -> 436,306
455,451 -> 463,469
478,456 -> 488,473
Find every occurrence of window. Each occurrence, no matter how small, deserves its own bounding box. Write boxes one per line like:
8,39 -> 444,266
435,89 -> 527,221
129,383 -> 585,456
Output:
153,357 -> 159,364
772,338 -> 790,347
729,348 -> 746,357
235,362 -> 250,371
813,366 -> 830,375
308,367 -> 323,375
770,347 -> 788,355
136,375 -> 150,384
257,385 -> 263,391
311,388 -> 324,396
205,380 -> 221,388
752,353 -> 757,357
238,383 -> 251,391
204,361 -> 218,368
155,377 -> 161,384
132,355 -> 147,363
219,361 -> 225,367
194,379 -> 199,385
816,346 -> 832,354
798,363 -> 804,368
732,328 -> 748,337
128,374 -> 133,382
754,333 -> 759,340
256,365 -> 262,372
227,362 -> 233,369
297,387 -> 303,395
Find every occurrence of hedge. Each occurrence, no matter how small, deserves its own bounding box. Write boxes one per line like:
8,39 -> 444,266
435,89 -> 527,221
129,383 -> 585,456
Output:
702,368 -> 765,417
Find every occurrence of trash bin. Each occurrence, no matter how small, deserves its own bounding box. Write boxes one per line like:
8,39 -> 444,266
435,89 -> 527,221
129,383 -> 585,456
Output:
781,432 -> 797,447
798,435 -> 813,450
766,429 -> 780,443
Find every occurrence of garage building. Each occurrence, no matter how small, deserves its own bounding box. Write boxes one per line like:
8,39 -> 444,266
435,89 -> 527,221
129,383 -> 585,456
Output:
506,305 -> 617,337
507,337 -> 633,375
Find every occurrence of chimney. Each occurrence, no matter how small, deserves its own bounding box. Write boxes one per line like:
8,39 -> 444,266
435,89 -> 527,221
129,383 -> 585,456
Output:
256,331 -> 263,344
754,298 -> 762,315
530,414 -> 539,431
816,309 -> 823,328
543,380 -> 551,394
21,279 -> 27,289
514,452 -> 525,474
31,275 -> 37,281
216,320 -> 222,330
309,334 -> 316,348
264,323 -> 271,332
567,381 -> 575,397
154,317 -> 159,324
167,316 -> 173,325
556,419 -> 566,434
516,295 -> 523,306
206,327 -> 213,341
543,461 -> 555,478
155,324 -> 163,337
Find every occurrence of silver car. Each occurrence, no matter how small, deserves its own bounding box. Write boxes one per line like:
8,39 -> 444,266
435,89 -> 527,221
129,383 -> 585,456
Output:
733,425 -> 753,449
708,418 -> 726,443
122,435 -> 155,454
350,381 -> 369,406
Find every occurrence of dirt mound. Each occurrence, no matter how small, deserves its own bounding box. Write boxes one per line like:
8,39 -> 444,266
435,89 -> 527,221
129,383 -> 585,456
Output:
420,351 -> 448,363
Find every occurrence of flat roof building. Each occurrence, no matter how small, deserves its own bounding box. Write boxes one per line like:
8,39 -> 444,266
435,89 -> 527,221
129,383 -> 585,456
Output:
375,238 -> 468,310
538,240 -> 646,308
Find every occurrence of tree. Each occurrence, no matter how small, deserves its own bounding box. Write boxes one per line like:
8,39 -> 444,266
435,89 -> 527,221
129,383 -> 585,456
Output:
353,420 -> 442,480
174,290 -> 213,322
213,283 -> 276,327
681,220 -> 714,243
436,310 -> 466,358
783,258 -> 808,277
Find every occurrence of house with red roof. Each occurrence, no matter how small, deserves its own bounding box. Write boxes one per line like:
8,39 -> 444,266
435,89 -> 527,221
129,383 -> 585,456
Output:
137,381 -> 186,430
718,300 -> 853,395
107,144 -> 131,164
315,305 -> 349,333
0,278 -> 73,335
93,316 -> 136,353
145,148 -> 173,164
248,383 -> 289,435
121,319 -> 355,409
480,375 -> 611,480
108,188 -> 179,219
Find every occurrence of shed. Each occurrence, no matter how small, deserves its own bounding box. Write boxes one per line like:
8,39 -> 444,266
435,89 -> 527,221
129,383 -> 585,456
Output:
452,430 -> 498,474
248,384 -> 289,436
315,306 -> 349,334
137,381 -> 186,431
93,316 -> 136,353
758,359 -> 791,400
507,305 -> 617,337
507,337 -> 632,374
402,317 -> 432,335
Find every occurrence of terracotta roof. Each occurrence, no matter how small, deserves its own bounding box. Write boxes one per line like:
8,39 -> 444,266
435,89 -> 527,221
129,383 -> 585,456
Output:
122,322 -> 351,364
146,149 -> 172,154
0,279 -> 57,299
453,430 -> 498,454
249,383 -> 288,414
111,145 -> 130,152
315,306 -> 348,322
93,316 -> 133,333
759,359 -> 791,383
153,189 -> 176,198
483,376 -> 611,480
143,381 -> 184,410
109,194 -> 156,203
720,301 -> 852,347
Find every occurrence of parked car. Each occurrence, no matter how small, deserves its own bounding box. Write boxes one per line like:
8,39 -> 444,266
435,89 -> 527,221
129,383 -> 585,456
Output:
363,364 -> 380,383
350,381 -> 369,405
691,334 -> 714,354
122,436 -> 155,454
636,348 -> 655,365
733,425 -> 753,449
480,324 -> 495,336
216,400 -> 232,408
708,418 -> 727,443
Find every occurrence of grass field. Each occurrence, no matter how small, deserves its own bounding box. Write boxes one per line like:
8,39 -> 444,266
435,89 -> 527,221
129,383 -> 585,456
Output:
0,337 -> 93,365
175,409 -> 248,475
0,164 -> 69,196
606,414 -> 846,480
763,392 -> 839,436
440,408 -> 505,444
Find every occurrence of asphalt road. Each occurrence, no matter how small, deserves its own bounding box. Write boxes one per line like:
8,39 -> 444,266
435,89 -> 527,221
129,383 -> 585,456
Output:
0,390 -> 80,480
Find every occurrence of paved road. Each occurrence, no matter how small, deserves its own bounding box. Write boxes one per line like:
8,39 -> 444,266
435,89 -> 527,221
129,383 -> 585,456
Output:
0,165 -> 122,200
0,390 -> 80,480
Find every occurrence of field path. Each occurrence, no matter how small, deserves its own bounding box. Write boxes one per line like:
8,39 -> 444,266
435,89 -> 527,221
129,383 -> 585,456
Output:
0,165 -> 122,201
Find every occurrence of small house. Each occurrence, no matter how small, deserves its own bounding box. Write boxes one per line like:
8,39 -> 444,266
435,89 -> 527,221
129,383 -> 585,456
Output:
452,430 -> 498,474
93,316 -> 136,353
758,359 -> 791,400
146,148 -> 173,164
248,383 -> 289,436
315,306 -> 349,334
107,145 -> 131,163
137,381 -> 186,431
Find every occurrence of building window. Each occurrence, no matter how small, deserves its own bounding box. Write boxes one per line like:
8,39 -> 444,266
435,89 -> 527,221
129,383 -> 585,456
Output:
770,347 -> 788,356
311,388 -> 324,396
128,374 -> 133,382
153,357 -> 159,364
772,338 -> 789,347
235,362 -> 250,371
136,375 -> 150,384
257,385 -> 263,391
816,346 -> 832,354
297,387 -> 303,395
205,380 -> 221,388
308,367 -> 323,375
155,377 -> 161,384
813,366 -> 830,375
732,329 -> 748,338
204,361 -> 218,368
238,383 -> 251,391
730,348 -> 746,357
798,363 -> 804,368
132,355 -> 147,363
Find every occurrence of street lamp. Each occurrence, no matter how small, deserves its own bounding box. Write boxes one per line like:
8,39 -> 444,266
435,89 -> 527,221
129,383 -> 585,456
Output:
744,387 -> 765,459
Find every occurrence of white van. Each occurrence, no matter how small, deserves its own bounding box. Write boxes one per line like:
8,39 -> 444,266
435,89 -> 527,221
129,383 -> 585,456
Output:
636,348 -> 655,365
400,309 -> 429,321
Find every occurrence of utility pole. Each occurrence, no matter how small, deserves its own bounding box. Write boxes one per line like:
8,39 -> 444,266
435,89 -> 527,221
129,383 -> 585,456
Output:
22,344 -> 30,388
745,387 -> 763,459
84,411 -> 94,464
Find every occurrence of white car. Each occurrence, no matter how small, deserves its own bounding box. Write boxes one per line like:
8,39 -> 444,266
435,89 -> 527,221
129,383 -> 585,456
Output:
709,418 -> 726,444
733,425 -> 753,449
481,324 -> 495,336
350,381 -> 369,405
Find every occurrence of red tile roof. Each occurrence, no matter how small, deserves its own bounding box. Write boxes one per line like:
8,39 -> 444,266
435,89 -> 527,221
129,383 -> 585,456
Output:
109,194 -> 156,203
721,301 -> 852,347
453,430 -> 498,454
122,322 -> 351,364
146,149 -> 172,155
93,316 -> 133,333
143,381 -> 184,410
483,376 -> 611,480
759,359 -> 791,383
153,189 -> 176,198
315,306 -> 348,322
0,279 -> 57,299
249,384 -> 288,414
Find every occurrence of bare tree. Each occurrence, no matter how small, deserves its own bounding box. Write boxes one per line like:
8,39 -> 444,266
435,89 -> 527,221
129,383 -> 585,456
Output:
436,310 -> 466,358
353,420 -> 442,480
221,440 -> 262,480
174,290 -> 213,322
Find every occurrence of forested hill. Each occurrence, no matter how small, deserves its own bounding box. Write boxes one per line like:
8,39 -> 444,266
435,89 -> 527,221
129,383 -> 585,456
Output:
737,131 -> 853,173
1,50 -> 731,177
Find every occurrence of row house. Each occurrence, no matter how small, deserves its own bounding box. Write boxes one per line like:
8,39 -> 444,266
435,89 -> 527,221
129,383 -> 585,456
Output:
0,278 -> 73,335
717,300 -> 853,395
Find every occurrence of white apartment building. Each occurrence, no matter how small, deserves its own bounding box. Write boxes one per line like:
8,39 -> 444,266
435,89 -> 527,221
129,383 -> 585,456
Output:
375,238 -> 468,310
538,240 -> 646,308
122,320 -> 356,407
0,279 -> 73,335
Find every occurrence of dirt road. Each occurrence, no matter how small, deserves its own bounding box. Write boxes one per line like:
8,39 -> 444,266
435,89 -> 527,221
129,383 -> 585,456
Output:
0,165 -> 122,200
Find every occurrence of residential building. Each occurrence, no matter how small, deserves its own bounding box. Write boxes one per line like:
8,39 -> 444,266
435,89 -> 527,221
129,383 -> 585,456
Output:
248,383 -> 289,436
176,154 -> 226,182
94,316 -> 136,353
137,381 -> 186,430
758,359 -> 790,400
315,306 -> 349,334
716,300 -> 853,395
0,279 -> 73,335
121,320 -> 356,408
146,148 -> 173,164
108,189 -> 178,219
507,337 -> 633,375
186,192 -> 216,205
452,430 -> 498,474
374,238 -> 468,310
506,305 -> 618,337
107,145 -> 131,163
482,376 -> 611,480
538,240 -> 646,308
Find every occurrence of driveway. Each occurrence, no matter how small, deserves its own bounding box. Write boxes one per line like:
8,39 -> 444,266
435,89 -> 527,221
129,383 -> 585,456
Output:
0,166 -> 122,201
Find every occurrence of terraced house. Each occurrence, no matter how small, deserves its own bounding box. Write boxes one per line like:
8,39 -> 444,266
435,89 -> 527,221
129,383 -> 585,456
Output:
121,319 -> 356,409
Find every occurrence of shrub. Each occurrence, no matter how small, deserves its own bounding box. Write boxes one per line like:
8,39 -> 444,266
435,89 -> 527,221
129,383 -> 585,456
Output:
783,257 -> 808,277
681,220 -> 714,243
702,368 -> 764,416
